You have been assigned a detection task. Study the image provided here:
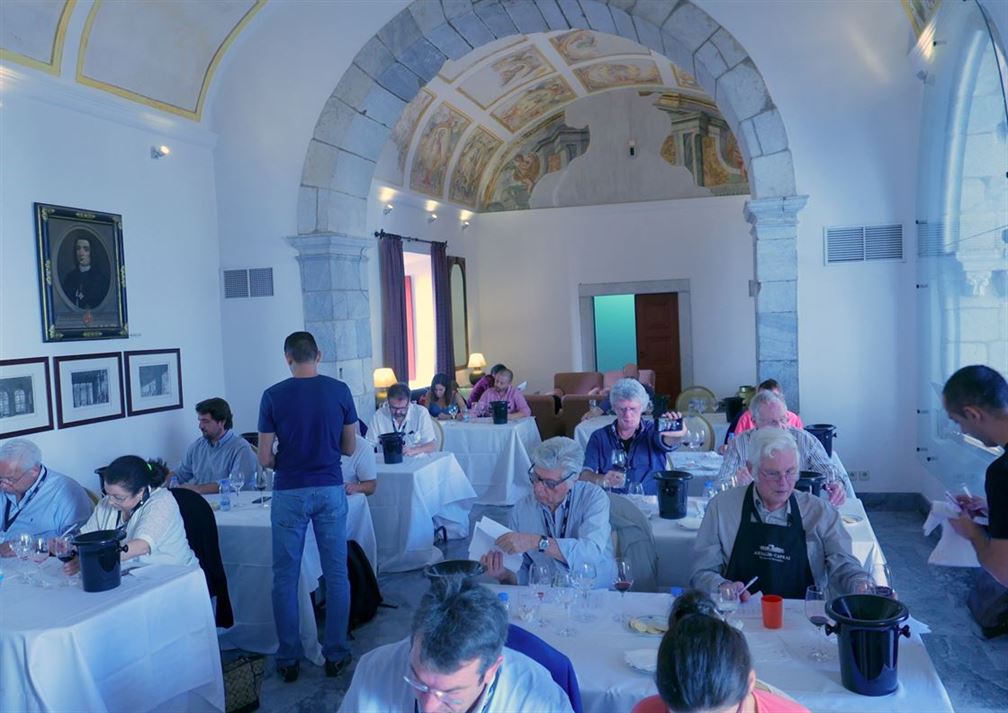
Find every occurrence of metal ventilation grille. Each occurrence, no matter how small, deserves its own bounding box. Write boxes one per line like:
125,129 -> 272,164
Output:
223,269 -> 249,298
917,222 -> 947,257
249,268 -> 274,297
825,224 -> 904,264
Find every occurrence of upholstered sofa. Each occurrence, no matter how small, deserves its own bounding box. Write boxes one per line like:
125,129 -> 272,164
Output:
552,371 -> 603,397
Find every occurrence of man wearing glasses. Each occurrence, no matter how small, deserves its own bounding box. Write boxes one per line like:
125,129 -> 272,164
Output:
691,428 -> 867,599
480,437 -> 616,588
0,439 -> 91,556
369,382 -> 437,456
339,578 -> 573,712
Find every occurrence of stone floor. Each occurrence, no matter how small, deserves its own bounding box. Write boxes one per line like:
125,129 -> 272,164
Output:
248,507 -> 1007,712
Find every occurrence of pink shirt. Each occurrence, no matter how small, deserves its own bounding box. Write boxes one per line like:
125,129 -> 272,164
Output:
473,385 -> 532,418
734,409 -> 803,435
632,689 -> 809,713
467,374 -> 494,407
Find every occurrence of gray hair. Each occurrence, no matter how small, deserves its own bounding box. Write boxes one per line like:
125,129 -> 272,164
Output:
0,438 -> 42,475
746,428 -> 799,470
531,436 -> 584,475
412,579 -> 507,676
609,377 -> 650,412
748,390 -> 786,421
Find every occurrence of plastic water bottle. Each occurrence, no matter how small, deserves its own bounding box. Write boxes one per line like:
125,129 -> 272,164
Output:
497,591 -> 510,612
703,479 -> 716,502
219,478 -> 232,511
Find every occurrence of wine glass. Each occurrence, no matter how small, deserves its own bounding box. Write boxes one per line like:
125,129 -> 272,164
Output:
874,563 -> 896,599
529,564 -> 551,627
447,403 -> 459,419
805,585 -> 830,661
588,399 -> 598,413
28,537 -> 49,566
715,581 -> 741,625
607,450 -> 627,491
573,561 -> 597,622
49,536 -> 75,564
553,572 -> 577,636
14,533 -> 33,562
850,573 -> 877,595
613,558 -> 634,623
229,468 -> 246,506
255,467 -> 272,508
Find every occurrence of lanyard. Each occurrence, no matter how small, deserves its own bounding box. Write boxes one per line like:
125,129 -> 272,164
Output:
2,467 -> 48,532
413,663 -> 502,713
542,491 -> 572,540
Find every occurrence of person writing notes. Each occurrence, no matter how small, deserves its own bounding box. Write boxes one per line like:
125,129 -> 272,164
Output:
370,383 -> 437,456
472,368 -> 532,419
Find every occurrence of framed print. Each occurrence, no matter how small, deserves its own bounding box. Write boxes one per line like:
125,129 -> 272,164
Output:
34,202 -> 129,342
0,357 -> 54,438
53,353 -> 125,429
125,348 -> 183,416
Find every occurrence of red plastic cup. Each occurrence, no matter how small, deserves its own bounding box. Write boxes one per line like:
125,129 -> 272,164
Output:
761,594 -> 783,629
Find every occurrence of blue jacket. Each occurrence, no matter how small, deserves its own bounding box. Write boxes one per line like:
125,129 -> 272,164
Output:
583,419 -> 677,495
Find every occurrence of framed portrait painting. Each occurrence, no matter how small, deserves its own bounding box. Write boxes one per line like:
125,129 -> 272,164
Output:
34,202 -> 129,342
0,357 -> 54,438
53,353 -> 125,429
125,348 -> 183,416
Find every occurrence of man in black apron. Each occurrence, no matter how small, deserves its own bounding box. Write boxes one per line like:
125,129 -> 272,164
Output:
691,428 -> 867,600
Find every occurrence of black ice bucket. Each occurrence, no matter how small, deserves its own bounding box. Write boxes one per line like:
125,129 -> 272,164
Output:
378,432 -> 405,464
721,396 -> 746,424
71,529 -> 127,593
805,424 -> 837,457
490,400 -> 508,424
796,471 -> 826,496
826,594 -> 910,696
653,470 -> 693,519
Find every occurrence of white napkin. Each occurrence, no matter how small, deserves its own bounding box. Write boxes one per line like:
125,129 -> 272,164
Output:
923,500 -> 980,567
468,517 -> 524,572
624,648 -> 658,673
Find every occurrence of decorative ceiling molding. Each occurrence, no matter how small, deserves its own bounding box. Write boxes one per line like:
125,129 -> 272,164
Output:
0,0 -> 76,76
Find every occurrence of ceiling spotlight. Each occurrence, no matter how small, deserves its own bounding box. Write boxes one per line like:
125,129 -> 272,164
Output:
428,213 -> 438,223
461,220 -> 471,231
150,145 -> 170,159
383,203 -> 394,215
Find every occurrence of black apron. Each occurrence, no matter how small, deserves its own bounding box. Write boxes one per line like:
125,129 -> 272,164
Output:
724,483 -> 814,599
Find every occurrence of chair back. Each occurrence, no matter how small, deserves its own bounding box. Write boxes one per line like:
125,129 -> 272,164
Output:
554,371 -> 603,396
607,493 -> 658,593
169,488 -> 234,628
431,419 -> 445,451
506,624 -> 583,713
675,385 -> 717,413
525,393 -> 563,440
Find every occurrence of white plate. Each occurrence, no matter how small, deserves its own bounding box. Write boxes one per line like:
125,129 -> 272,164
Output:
841,514 -> 864,524
624,648 -> 658,674
676,518 -> 703,530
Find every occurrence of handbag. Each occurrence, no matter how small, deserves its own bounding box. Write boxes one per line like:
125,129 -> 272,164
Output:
222,654 -> 265,713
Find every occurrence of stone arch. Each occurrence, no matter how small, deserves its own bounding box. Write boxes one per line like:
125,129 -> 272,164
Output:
291,0 -> 806,412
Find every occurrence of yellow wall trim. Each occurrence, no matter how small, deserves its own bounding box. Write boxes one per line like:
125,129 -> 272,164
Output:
0,0 -> 76,76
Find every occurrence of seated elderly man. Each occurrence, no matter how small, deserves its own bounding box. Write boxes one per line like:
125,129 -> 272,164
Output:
481,437 -> 616,587
370,383 -> 437,456
342,431 -> 377,496
692,428 -> 868,600
580,378 -> 685,495
0,439 -> 91,556
473,367 -> 532,419
719,391 -> 850,506
173,397 -> 258,494
582,363 -> 656,421
731,378 -> 803,435
339,578 -> 573,712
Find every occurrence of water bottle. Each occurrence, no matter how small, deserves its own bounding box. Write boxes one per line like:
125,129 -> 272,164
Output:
497,591 -> 510,612
668,586 -> 684,615
219,477 -> 232,511
168,475 -> 179,489
703,479 -> 716,502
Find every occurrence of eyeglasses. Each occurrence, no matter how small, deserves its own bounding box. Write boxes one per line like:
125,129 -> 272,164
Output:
756,468 -> 798,482
527,466 -> 578,490
103,489 -> 138,504
403,670 -> 466,708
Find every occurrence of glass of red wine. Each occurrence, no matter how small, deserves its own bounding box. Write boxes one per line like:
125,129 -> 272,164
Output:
49,536 -> 75,564
805,585 -> 830,661
613,558 -> 634,623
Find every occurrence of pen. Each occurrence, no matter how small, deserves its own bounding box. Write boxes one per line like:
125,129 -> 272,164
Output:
944,491 -> 963,511
740,575 -> 758,593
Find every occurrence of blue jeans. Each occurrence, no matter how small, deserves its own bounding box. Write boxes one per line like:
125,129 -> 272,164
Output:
271,486 -> 350,665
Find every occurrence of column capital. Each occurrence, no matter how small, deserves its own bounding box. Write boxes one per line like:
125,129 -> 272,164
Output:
286,232 -> 371,261
744,194 -> 809,228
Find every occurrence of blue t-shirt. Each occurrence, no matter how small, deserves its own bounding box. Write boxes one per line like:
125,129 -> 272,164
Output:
258,375 -> 358,490
583,419 -> 677,496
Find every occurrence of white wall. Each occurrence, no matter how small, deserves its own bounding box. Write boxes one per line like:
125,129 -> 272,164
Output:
0,72 -> 225,491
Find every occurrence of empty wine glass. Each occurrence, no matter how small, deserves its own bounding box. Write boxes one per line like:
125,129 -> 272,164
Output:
255,467 -> 272,508
529,565 -> 551,627
447,403 -> 459,419
14,533 -> 33,562
715,581 -> 741,625
230,468 -> 246,506
28,536 -> 49,566
805,585 -> 830,661
553,572 -> 577,636
613,558 -> 634,623
573,561 -> 597,622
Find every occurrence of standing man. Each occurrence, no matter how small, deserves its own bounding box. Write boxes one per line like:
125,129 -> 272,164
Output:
173,397 -> 257,494
942,365 -> 1008,587
258,331 -> 357,682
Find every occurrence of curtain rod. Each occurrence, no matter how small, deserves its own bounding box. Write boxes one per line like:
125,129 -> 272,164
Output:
374,229 -> 446,247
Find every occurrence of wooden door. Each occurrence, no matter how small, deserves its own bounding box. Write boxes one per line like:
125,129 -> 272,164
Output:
634,293 -> 681,399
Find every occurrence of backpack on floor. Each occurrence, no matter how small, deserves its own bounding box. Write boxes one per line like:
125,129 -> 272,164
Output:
967,566 -> 1008,638
347,539 -> 382,630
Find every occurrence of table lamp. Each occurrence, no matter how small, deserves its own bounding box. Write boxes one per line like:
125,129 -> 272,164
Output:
373,367 -> 397,406
467,353 -> 487,386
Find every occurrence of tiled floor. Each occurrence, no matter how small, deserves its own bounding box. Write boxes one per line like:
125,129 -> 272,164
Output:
250,507 -> 1007,712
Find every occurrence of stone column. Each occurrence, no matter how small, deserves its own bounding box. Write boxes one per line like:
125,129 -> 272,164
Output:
286,233 -> 375,421
744,195 -> 808,412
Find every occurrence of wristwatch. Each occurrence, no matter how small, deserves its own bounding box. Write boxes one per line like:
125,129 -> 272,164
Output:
538,535 -> 550,552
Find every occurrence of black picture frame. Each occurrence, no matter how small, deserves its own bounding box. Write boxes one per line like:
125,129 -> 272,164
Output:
53,353 -> 125,429
0,357 -> 54,438
34,202 -> 129,342
125,348 -> 184,416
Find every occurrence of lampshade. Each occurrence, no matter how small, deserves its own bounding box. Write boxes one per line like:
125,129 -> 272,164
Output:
373,367 -> 397,389
467,353 -> 487,369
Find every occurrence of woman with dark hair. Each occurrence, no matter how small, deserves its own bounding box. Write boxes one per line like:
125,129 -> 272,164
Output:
422,373 -> 467,419
64,456 -> 197,573
632,591 -> 808,713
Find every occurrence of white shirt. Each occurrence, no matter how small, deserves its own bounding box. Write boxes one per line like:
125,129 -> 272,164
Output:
338,637 -> 574,713
369,402 -> 436,447
81,487 -> 198,569
341,434 -> 377,484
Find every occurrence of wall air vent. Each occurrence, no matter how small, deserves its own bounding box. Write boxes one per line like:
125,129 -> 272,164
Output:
824,224 -> 904,264
916,221 -> 948,257
223,268 -> 274,299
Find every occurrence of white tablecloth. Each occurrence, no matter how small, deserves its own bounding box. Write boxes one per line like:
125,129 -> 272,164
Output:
370,452 -> 477,572
490,586 -> 952,713
574,415 -> 730,455
440,417 -> 542,505
214,492 -> 377,664
648,496 -> 886,589
0,563 -> 224,712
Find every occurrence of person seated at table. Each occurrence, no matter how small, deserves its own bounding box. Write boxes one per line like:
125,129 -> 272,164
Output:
730,379 -> 803,436
468,362 -> 506,408
481,437 -> 616,588
172,397 -> 258,494
472,368 -> 532,419
579,379 -> 685,495
370,383 -> 437,456
581,363 -> 656,421
338,577 -> 573,712
632,590 -> 809,713
692,428 -> 867,601
65,456 -> 198,573
422,373 -> 468,420
343,429 -> 377,497
0,439 -> 92,556
719,391 -> 848,506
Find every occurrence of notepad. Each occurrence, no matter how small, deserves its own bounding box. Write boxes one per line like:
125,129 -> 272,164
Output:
467,516 -> 524,573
